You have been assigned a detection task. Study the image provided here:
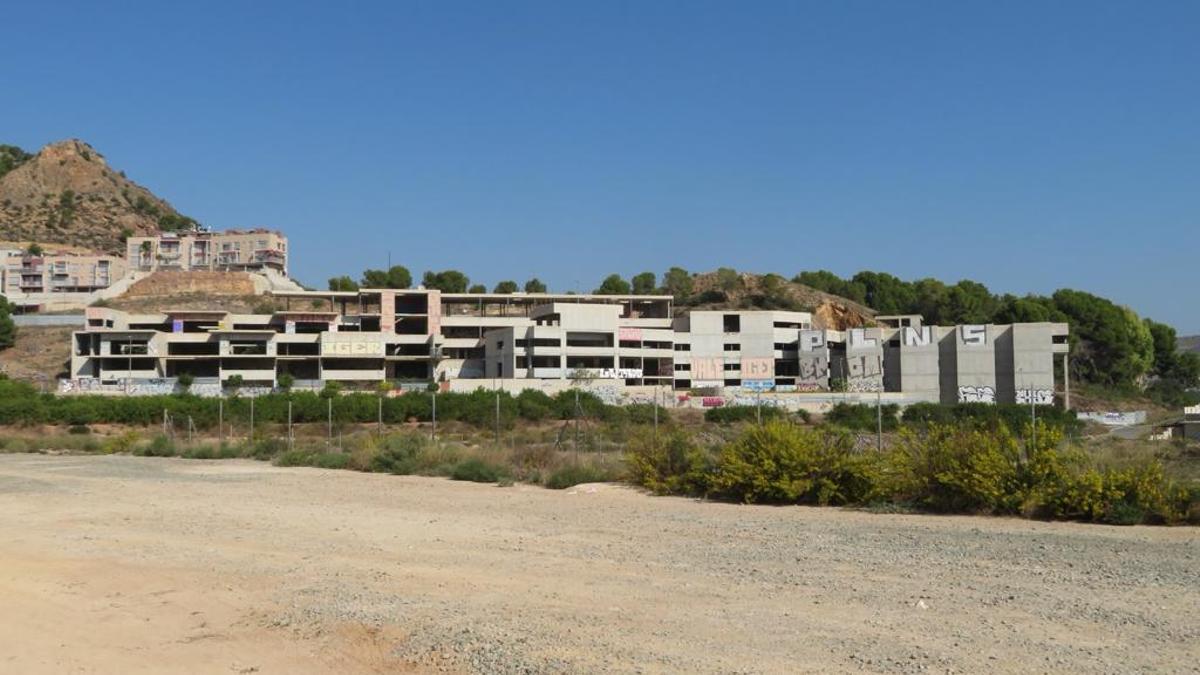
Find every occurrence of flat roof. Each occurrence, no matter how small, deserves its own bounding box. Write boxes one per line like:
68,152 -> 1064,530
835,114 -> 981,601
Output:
442,292 -> 673,301
163,309 -> 229,317
269,289 -> 672,301
269,290 -> 362,298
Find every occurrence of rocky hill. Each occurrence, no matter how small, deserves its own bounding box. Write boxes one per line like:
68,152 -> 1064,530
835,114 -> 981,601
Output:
685,270 -> 876,330
0,139 -> 196,253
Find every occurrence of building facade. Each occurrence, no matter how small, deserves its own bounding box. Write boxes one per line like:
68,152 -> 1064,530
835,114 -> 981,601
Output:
1,249 -> 127,296
66,289 -> 1070,405
125,229 -> 288,275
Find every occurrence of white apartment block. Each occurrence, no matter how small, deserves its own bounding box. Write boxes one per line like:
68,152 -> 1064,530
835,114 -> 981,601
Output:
1,250 -> 126,296
125,228 -> 288,275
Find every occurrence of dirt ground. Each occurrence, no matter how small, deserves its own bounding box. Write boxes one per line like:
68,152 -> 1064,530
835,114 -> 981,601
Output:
0,455 -> 1196,674
0,325 -> 74,384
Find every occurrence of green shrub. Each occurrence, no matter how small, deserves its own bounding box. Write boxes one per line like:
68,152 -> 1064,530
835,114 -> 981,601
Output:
713,421 -> 879,505
881,423 -> 1028,513
248,438 -> 286,460
1103,501 -> 1146,526
824,402 -> 899,431
68,424 -> 91,435
624,428 -> 714,496
902,403 -> 1082,436
704,405 -> 786,424
0,387 -> 644,432
101,431 -> 140,454
274,450 -> 311,466
369,433 -> 428,474
274,449 -> 350,469
515,389 -> 555,421
311,452 -> 351,469
450,456 -> 510,483
0,437 -> 29,452
136,435 -> 178,457
625,403 -> 669,425
544,462 -> 620,489
184,444 -> 216,459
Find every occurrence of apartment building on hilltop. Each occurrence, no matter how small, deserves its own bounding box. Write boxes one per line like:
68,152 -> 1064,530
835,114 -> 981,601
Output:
1,249 -> 127,297
66,289 -> 1069,405
125,228 -> 288,275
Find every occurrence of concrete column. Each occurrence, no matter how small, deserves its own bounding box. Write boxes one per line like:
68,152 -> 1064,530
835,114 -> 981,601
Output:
1062,353 -> 1070,410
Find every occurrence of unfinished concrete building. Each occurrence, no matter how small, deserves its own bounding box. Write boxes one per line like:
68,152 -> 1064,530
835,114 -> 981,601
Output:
672,310 -> 813,390
65,290 -> 1069,406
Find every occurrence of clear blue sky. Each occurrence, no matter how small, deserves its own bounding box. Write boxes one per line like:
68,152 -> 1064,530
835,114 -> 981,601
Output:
5,1 -> 1198,331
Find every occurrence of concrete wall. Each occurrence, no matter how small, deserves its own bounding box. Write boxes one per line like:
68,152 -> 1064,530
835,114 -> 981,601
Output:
844,327 -> 884,393
13,314 -> 85,327
1004,324 -> 1058,405
886,326 -> 940,403
797,329 -> 835,392
942,325 -> 998,403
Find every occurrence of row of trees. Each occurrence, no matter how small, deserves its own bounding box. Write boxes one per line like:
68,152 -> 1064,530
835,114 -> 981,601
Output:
329,265 -> 548,295
329,266 -> 700,300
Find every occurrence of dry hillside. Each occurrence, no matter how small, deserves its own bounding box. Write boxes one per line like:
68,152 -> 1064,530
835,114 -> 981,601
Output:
0,326 -> 74,384
0,139 -> 193,253
687,270 -> 876,330
103,271 -> 269,314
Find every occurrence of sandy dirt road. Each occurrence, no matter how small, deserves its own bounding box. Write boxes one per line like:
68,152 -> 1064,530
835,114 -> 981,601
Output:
0,454 -> 1196,674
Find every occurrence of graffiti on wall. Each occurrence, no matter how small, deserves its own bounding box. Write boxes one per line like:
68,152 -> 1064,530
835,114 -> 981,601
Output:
61,379 -> 271,398
1015,389 -> 1054,405
847,328 -> 878,349
846,354 -> 882,379
798,354 -> 829,389
957,385 -> 996,403
902,326 -> 933,347
321,336 -> 384,356
1077,411 -> 1148,426
617,327 -> 643,342
740,357 -> 773,380
59,378 -> 104,394
691,357 -> 724,382
586,368 -> 643,380
845,354 -> 882,392
730,395 -> 790,408
847,378 -> 882,393
799,330 -> 827,352
584,386 -> 624,405
960,325 -> 987,346
701,397 -> 725,408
